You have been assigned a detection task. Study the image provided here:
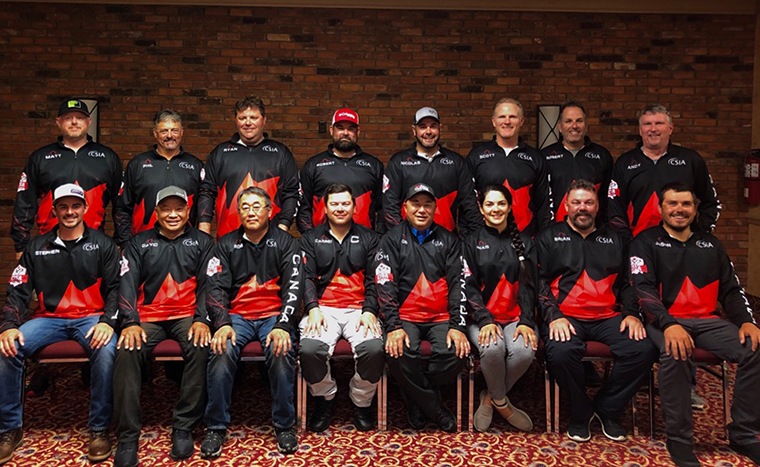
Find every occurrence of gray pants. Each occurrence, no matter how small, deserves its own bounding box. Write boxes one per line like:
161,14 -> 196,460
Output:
466,322 -> 535,401
647,317 -> 760,445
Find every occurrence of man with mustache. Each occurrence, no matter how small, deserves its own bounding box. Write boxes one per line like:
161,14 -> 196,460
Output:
630,182 -> 760,467
11,99 -> 122,259
114,110 -> 204,246
298,109 -> 383,232
536,180 -> 657,443
383,107 -> 480,236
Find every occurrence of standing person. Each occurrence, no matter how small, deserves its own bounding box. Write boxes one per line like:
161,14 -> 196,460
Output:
299,183 -> 384,432
541,101 -> 613,222
608,104 -> 720,244
0,184 -> 120,464
114,110 -> 204,246
297,108 -> 383,231
12,99 -> 122,258
376,183 -> 470,432
197,96 -> 299,238
463,184 -> 536,433
630,182 -> 760,467
467,98 -> 552,237
112,186 -> 214,467
537,180 -> 657,442
382,107 -> 480,236
201,187 -> 301,457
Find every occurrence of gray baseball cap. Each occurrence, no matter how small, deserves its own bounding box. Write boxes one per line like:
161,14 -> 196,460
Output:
156,185 -> 188,205
414,107 -> 440,125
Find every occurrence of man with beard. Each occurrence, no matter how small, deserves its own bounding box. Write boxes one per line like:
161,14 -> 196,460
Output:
197,96 -> 299,238
112,186 -> 214,466
12,99 -> 122,259
536,180 -> 657,443
114,110 -> 204,246
541,101 -> 613,222
0,184 -> 120,465
467,98 -> 552,237
382,107 -> 480,236
630,182 -> 760,467
608,105 -> 720,244
299,183 -> 383,432
297,109 -> 383,232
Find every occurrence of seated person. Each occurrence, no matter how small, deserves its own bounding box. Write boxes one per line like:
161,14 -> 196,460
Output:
536,180 -> 657,442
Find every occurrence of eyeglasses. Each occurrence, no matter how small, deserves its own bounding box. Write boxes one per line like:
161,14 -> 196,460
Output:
239,203 -> 269,213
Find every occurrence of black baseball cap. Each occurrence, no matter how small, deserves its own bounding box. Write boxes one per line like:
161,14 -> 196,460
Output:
58,99 -> 90,117
404,183 -> 437,201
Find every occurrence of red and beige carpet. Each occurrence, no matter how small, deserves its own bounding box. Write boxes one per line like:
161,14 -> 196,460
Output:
3,358 -> 756,467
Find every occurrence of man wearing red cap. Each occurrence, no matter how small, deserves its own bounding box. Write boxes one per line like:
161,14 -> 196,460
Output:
11,99 -> 122,259
297,108 -> 384,232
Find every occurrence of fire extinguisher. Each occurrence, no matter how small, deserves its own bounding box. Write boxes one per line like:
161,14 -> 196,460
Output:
744,150 -> 760,205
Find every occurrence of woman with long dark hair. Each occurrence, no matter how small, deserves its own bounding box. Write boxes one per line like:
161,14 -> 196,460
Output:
462,184 -> 537,432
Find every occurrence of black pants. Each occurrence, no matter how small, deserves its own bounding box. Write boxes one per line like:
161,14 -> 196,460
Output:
386,321 -> 464,419
647,317 -> 760,446
113,317 -> 209,443
541,315 -> 658,423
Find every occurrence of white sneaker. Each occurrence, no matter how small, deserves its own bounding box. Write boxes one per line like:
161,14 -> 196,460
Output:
473,390 -> 494,432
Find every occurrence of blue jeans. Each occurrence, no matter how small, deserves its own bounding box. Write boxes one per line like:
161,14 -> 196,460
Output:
204,314 -> 296,430
0,315 -> 116,432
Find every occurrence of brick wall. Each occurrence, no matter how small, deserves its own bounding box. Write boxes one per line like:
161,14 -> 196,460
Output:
0,4 -> 754,288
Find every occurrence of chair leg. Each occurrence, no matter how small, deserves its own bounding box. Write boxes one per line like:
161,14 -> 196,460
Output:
544,365 -> 552,434
631,391 -> 638,437
554,380 -> 560,434
456,372 -> 462,432
722,361 -> 730,440
297,360 -> 306,432
378,368 -> 387,431
468,356 -> 475,432
649,367 -> 656,438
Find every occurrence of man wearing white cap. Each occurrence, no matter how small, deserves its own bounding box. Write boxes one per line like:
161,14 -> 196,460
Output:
297,108 -> 384,232
0,183 -> 120,465
11,99 -> 122,259
383,107 -> 480,236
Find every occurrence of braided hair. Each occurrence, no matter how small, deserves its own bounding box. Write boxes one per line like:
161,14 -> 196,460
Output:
479,185 -> 535,290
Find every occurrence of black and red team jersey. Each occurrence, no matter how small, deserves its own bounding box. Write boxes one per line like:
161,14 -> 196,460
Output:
467,137 -> 553,237
301,222 -> 379,314
205,226 -> 301,333
536,221 -> 637,323
382,145 -> 480,236
540,138 -> 613,221
462,226 -> 536,328
117,225 -> 214,328
197,134 -> 299,238
297,146 -> 383,233
114,148 -> 204,246
373,222 -> 465,333
629,225 -> 753,330
1,225 -> 120,333
11,136 -> 122,253
608,143 -> 721,243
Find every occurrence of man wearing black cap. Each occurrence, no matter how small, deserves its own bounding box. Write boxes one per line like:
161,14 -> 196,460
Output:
112,186 -> 214,467
114,110 -> 204,246
297,108 -> 384,232
0,183 -> 120,465
12,99 -> 122,259
383,107 -> 480,236
375,183 -> 469,432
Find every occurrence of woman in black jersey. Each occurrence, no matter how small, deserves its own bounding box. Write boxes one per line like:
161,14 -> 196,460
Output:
462,184 -> 537,432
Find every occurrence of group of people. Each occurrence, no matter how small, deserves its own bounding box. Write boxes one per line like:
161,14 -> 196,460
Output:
0,95 -> 758,467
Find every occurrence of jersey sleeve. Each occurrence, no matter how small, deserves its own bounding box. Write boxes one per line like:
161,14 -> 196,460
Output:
300,233 -> 320,312
629,235 -> 676,330
536,233 -> 566,323
0,249 -> 35,333
296,161 -> 316,233
607,159 -> 633,244
98,237 -> 121,329
693,153 -> 721,233
516,239 -> 538,329
715,240 -> 754,326
277,150 -> 300,229
456,159 -> 482,237
197,151 -> 218,225
532,156 -> 554,231
462,237 -> 493,328
11,156 -> 40,253
374,234 -> 402,333
193,235 -> 215,324
113,160 -> 136,246
381,159 -> 405,230
273,234 -> 302,333
445,237 -> 467,332
361,231 -> 380,315
205,240 -> 233,330
116,238 -> 143,330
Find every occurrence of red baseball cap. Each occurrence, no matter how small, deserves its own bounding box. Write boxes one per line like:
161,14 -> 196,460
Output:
332,108 -> 359,126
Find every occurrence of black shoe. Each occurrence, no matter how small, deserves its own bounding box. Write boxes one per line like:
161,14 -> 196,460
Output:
730,441 -> 760,465
433,407 -> 457,433
567,416 -> 592,442
407,402 -> 427,430
275,427 -> 298,454
354,405 -> 375,432
594,413 -> 627,441
200,429 -> 226,459
309,396 -> 336,433
666,439 -> 701,467
113,441 -> 138,467
584,362 -> 603,388
169,428 -> 193,460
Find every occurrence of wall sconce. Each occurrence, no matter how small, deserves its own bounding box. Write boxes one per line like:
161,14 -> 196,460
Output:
79,98 -> 100,142
537,105 -> 560,149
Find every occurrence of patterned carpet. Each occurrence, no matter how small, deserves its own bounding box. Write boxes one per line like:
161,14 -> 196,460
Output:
4,358 -> 756,467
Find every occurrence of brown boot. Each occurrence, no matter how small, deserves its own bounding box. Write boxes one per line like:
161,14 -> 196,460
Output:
88,429 -> 112,462
0,428 -> 23,465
